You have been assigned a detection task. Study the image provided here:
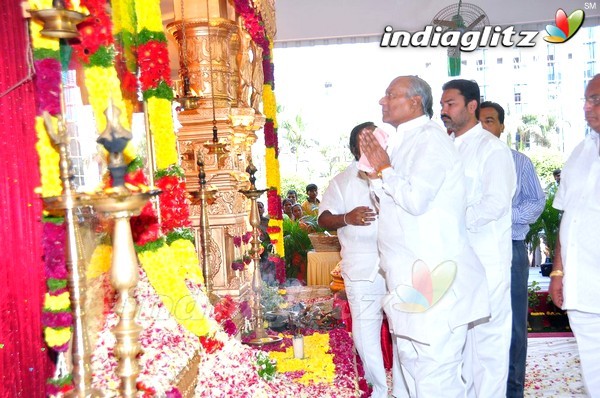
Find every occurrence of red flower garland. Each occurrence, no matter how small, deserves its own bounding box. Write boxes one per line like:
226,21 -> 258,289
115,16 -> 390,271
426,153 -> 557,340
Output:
155,173 -> 191,233
137,41 -> 171,91
71,0 -> 114,64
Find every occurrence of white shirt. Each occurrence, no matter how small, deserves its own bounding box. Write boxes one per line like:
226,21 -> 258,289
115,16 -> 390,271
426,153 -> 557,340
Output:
373,115 -> 490,342
553,132 -> 600,313
454,123 -> 516,283
319,161 -> 380,281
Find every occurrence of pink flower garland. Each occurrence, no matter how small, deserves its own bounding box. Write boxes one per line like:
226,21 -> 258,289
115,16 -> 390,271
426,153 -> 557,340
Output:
33,58 -> 61,115
41,221 -> 71,353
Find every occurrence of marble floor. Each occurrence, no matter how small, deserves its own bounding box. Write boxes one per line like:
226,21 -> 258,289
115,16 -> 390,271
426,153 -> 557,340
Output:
525,337 -> 585,397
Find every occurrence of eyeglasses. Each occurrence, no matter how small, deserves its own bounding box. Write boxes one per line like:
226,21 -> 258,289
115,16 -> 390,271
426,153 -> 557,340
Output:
584,95 -> 600,106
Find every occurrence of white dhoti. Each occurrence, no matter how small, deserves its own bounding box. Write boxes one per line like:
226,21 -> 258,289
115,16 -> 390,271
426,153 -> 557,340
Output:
463,277 -> 512,398
567,310 -> 600,397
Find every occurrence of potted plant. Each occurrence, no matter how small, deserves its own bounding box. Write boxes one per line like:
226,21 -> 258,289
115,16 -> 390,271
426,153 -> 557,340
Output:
527,280 -> 541,312
526,190 -> 562,276
527,281 -> 545,332
283,217 -> 313,283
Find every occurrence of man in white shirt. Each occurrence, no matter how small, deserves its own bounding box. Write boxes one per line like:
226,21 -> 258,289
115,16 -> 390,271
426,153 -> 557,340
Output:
318,122 -> 404,398
480,101 -> 545,398
441,79 -> 516,398
360,75 -> 490,396
549,74 -> 600,396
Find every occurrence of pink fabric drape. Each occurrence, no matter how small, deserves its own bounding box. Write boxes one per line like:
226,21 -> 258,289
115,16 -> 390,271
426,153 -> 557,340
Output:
1,1 -> 54,397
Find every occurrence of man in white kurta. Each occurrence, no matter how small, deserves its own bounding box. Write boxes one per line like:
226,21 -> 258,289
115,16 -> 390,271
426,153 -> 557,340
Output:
318,121 -> 405,398
360,76 -> 490,396
441,79 -> 516,398
549,74 -> 600,397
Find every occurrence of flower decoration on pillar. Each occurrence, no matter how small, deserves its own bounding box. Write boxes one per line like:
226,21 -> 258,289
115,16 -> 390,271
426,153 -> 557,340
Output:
29,0 -> 65,198
135,0 -> 177,169
233,0 -> 284,256
71,0 -> 135,162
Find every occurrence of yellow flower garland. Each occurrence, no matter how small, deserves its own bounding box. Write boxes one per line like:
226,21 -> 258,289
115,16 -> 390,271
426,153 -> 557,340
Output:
262,62 -> 284,255
169,239 -> 204,285
43,291 -> 71,311
268,333 -> 335,385
83,66 -> 135,162
147,97 -> 178,169
134,0 -> 163,31
34,117 -> 62,197
262,84 -> 277,128
138,241 -> 213,336
29,0 -> 61,198
44,327 -> 72,347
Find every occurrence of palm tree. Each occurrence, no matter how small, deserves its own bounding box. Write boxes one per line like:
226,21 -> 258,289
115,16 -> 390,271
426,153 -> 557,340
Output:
278,106 -> 313,172
516,114 -> 557,150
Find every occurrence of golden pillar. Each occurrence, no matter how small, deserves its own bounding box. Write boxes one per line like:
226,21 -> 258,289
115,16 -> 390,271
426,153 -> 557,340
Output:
167,0 -> 271,309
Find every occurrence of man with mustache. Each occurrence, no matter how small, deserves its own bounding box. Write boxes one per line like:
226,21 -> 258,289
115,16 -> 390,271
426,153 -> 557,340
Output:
360,75 -> 490,396
549,74 -> 600,396
441,79 -> 516,398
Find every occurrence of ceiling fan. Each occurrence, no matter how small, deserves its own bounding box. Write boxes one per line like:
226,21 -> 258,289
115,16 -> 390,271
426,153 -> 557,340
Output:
432,0 -> 490,76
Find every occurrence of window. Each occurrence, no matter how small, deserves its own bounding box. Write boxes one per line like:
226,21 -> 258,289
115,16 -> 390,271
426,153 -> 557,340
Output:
513,57 -> 520,69
476,59 -> 485,72
497,57 -> 503,64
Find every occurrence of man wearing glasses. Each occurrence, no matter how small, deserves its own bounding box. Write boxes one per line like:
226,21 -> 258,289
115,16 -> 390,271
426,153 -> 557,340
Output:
549,74 -> 600,396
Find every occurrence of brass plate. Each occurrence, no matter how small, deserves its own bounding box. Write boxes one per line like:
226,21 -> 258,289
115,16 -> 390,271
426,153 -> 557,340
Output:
244,336 -> 283,346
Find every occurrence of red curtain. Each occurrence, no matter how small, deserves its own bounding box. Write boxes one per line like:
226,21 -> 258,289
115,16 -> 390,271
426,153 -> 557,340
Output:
0,1 -> 54,397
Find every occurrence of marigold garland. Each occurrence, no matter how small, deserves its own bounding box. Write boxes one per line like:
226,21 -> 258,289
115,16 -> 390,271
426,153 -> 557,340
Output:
138,243 -> 212,336
261,46 -> 284,255
134,0 -> 177,172
232,1 -> 284,256
39,220 -> 72,358
148,96 -> 178,168
34,117 -> 62,197
29,0 -> 62,198
44,327 -> 73,348
73,0 -> 135,162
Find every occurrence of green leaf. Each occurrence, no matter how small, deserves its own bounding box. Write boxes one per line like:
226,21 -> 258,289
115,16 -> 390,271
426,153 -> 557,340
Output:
135,237 -> 166,253
166,228 -> 195,245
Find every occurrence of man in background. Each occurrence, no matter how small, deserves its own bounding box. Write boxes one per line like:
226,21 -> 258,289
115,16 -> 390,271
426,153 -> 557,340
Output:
480,101 -> 545,398
545,169 -> 561,195
301,183 -> 320,217
319,121 -> 401,398
549,74 -> 600,396
441,79 -> 516,397
286,189 -> 298,205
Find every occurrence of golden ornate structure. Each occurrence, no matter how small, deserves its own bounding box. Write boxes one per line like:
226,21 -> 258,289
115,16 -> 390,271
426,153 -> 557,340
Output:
167,0 -> 275,312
